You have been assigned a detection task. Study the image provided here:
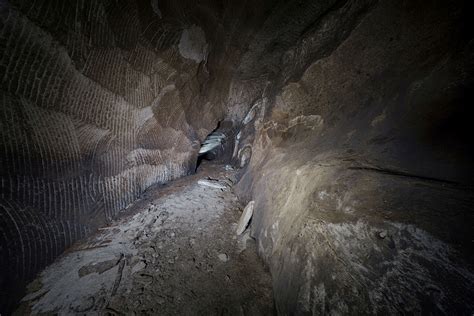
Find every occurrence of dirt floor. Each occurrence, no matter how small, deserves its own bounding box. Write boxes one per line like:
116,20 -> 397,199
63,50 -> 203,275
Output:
15,163 -> 274,315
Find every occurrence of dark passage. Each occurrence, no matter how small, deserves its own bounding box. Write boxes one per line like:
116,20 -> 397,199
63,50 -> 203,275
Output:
197,121 -> 237,170
197,126 -> 225,168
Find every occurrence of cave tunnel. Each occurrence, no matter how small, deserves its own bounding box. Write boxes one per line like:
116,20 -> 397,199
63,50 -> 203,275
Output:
196,121 -> 231,169
0,0 -> 473,315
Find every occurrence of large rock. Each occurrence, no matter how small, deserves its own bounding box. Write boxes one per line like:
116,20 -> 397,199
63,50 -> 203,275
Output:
235,0 -> 474,314
236,201 -> 254,235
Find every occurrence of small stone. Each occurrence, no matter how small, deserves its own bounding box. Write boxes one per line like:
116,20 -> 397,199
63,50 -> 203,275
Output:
218,253 -> 229,262
197,179 -> 227,189
236,201 -> 255,235
378,230 -> 387,239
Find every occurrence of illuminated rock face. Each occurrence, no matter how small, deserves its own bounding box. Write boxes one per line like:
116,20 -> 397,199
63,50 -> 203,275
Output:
234,1 -> 474,314
1,0 -> 473,314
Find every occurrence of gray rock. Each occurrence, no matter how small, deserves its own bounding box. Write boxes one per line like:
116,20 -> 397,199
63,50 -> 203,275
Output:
236,201 -> 255,235
198,179 -> 227,190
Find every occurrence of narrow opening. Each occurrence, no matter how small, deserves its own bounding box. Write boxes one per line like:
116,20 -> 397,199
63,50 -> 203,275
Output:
196,122 -> 225,169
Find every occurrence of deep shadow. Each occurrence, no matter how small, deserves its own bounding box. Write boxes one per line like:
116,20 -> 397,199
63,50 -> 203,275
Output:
196,122 -> 221,170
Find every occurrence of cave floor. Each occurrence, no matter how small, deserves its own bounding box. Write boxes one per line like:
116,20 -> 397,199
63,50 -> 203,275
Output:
16,163 -> 274,315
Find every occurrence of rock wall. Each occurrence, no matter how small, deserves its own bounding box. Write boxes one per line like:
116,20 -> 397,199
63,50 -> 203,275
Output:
1,0 -> 473,314
0,0 -> 237,311
234,0 -> 474,314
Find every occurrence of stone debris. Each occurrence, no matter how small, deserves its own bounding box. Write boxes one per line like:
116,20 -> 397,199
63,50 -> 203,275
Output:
236,201 -> 255,235
198,179 -> 228,189
18,165 -> 273,315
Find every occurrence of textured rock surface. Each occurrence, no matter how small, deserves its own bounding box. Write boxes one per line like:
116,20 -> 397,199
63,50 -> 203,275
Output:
16,165 -> 273,315
0,0 -> 233,311
236,201 -> 254,235
234,0 -> 474,314
16,163 -> 273,315
1,0 -> 473,314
